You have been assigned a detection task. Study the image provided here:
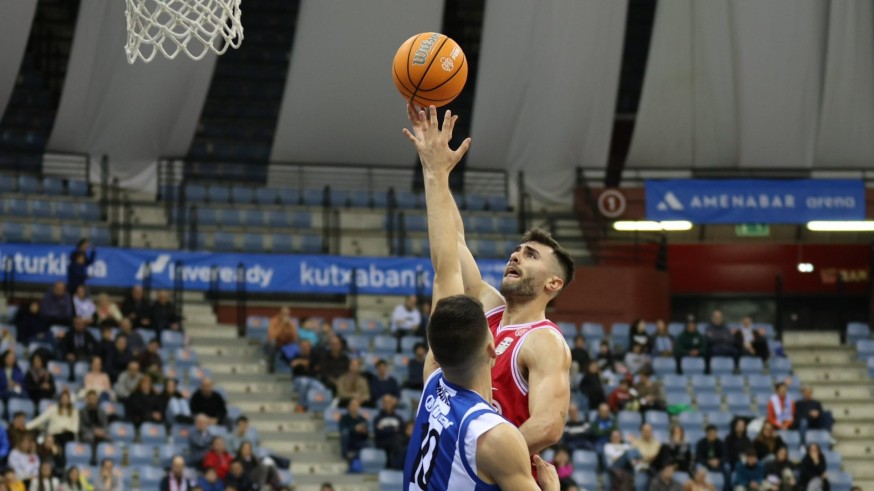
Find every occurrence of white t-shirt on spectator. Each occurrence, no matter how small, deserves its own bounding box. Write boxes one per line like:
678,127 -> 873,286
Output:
390,304 -> 421,334
604,442 -> 630,467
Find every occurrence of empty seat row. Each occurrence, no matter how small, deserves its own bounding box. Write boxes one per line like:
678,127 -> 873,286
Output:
1,198 -> 100,220
1,223 -> 110,245
662,373 -> 795,393
181,207 -> 312,228
345,335 -> 424,356
568,321 -> 776,339
389,213 -> 518,236
651,356 -> 790,376
191,231 -> 323,254
0,175 -> 89,196
847,322 -> 870,344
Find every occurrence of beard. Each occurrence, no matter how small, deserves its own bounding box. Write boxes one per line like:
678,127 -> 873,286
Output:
499,275 -> 538,300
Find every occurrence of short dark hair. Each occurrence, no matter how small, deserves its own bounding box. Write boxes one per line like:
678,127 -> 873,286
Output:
774,382 -> 786,391
375,359 -> 388,367
745,449 -> 758,458
427,295 -> 489,371
235,415 -> 248,425
520,228 -> 575,291
705,424 -> 717,432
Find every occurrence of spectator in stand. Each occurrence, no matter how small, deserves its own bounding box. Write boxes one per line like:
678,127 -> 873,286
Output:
685,468 -> 717,491
562,402 -> 588,451
81,356 -> 112,401
763,446 -> 796,491
61,317 -> 97,365
320,484 -> 335,491
227,416 -> 259,453
265,307 -> 298,374
120,286 -> 152,329
37,432 -> 64,474
664,426 -> 693,475
767,383 -> 795,431
93,459 -> 123,491
373,394 -> 404,468
390,295 -> 421,341
625,343 -> 650,375
676,317 -> 706,362
416,300 -> 431,339
204,436 -> 233,480
189,414 -> 214,467
570,336 -> 590,375
725,418 -> 753,470
160,378 -> 193,424
62,466 -> 90,491
336,358 -> 370,408
23,353 -> 54,407
696,425 -> 727,476
795,387 -> 832,433
30,461 -> 60,490
225,460 -> 252,491
552,446 -> 574,481
603,430 -> 631,469
588,403 -> 617,453
597,340 -> 625,380
106,336 -> 132,383
289,340 -> 320,378
369,359 -> 400,403
190,378 -> 228,426
753,422 -> 786,460
14,301 -> 49,346
5,467 -> 25,491
72,286 -> 96,323
634,423 -> 664,470
113,361 -> 142,403
236,441 -> 278,490
705,310 -> 738,360
7,435 -> 38,484
608,378 -> 633,413
94,293 -> 122,328
404,343 -> 427,390
95,328 -> 116,367
79,390 -> 109,449
735,317 -> 769,362
578,360 -> 607,410
318,321 -> 337,351
636,366 -> 666,413
161,455 -> 196,491
339,398 -> 370,472
26,389 -> 79,448
0,423 -> 8,465
8,412 -> 36,450
0,351 -> 26,403
734,449 -> 765,491
652,320 -> 674,358
318,336 -> 350,392
388,422 -> 413,471
629,319 -> 652,353
117,319 -> 145,357
797,443 -> 827,491
649,461 -> 683,491
137,338 -> 164,383
197,468 -> 224,491
68,239 -> 96,295
296,317 -> 320,348
126,375 -> 164,427
151,290 -> 181,334
40,282 -> 73,327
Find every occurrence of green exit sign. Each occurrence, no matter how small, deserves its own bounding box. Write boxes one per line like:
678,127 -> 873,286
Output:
735,224 -> 770,237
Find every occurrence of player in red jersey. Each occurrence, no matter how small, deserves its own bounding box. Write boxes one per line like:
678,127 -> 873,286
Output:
403,105 -> 574,455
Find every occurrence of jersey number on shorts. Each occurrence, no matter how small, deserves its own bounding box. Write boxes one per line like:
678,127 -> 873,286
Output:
411,424 -> 440,489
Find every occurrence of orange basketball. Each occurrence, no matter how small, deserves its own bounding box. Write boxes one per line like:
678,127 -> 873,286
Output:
392,32 -> 468,108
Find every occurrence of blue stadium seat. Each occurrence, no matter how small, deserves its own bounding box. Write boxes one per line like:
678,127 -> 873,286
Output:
780,430 -> 801,447
7,198 -> 28,216
769,357 -> 792,377
324,407 -> 343,433
89,226 -> 111,246
804,430 -> 831,447
402,214 -> 427,232
476,240 -> 500,258
571,450 -> 598,471
0,175 -> 14,193
489,195 -> 509,211
291,211 -> 311,228
748,374 -> 773,392
665,391 -> 692,406
299,234 -> 322,254
726,393 -> 752,415
372,191 -> 389,208
109,422 -> 135,444
678,411 -> 704,430
686,429 -> 705,446
739,357 -> 765,374
128,444 -> 155,466
329,317 -> 354,334
346,335 -> 371,353
708,473 -> 724,491
30,200 -> 52,218
557,322 -> 577,338
360,319 -> 385,337
829,472 -> 853,491
653,358 -> 677,377
2,223 -> 25,242
868,357 -> 874,377
219,208 -> 240,227
101,401 -> 125,420
618,411 -> 642,433
668,322 -> 685,337
373,336 -> 397,357
77,202 -> 99,220
719,375 -> 745,394
170,424 -> 193,445
645,411 -> 670,430
243,209 -> 264,226
379,469 -> 404,491
681,357 -> 706,375
571,471 -> 598,491
161,331 -> 184,349
306,387 -> 332,412
705,412 -> 732,433
496,216 -> 517,235
18,175 -> 39,194
472,216 -> 495,233
68,180 -> 89,196
401,336 -> 424,353
241,234 -> 264,252
302,188 -> 324,206
255,188 -> 279,205
97,442 -> 122,464
266,210 -> 289,228
349,190 -> 371,208
847,322 -> 870,344
212,232 -> 236,251
56,200 -> 76,219
695,394 -> 722,413
856,340 -> 874,360
138,466 -> 164,489
823,451 -> 842,472
662,374 -> 688,391
691,375 -> 717,392
185,184 -> 207,202
65,442 -> 91,467
30,224 -> 53,243
231,186 -> 255,204
8,398 -> 34,418
271,234 -> 293,253
195,207 -> 217,226
360,448 -> 387,474
330,189 -> 349,207
582,323 -> 605,339
208,186 -> 230,203
710,356 -> 735,375
465,195 -> 488,211
394,191 -> 419,209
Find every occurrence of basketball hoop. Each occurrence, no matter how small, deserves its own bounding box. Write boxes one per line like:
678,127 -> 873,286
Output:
124,0 -> 243,64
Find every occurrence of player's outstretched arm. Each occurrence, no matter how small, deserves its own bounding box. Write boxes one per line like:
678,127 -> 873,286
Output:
517,329 -> 572,455
477,424 -> 560,491
403,104 -> 470,378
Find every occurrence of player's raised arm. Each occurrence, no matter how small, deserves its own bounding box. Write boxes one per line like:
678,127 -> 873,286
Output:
477,424 -> 560,491
402,104 -> 470,378
517,329 -> 572,454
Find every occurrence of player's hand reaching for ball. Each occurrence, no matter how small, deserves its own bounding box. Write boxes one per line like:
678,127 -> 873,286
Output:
403,104 -> 471,178
533,455 -> 560,491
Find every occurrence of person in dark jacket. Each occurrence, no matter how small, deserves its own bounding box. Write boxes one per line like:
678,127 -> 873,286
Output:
752,421 -> 786,460
705,310 -> 738,359
0,350 -> 26,402
120,285 -> 152,329
40,281 -> 73,327
126,375 -> 164,428
664,426 -> 693,476
735,316 -> 769,362
629,319 -> 652,353
734,449 -> 765,491
795,386 -> 833,432
404,343 -> 427,390
675,317 -> 707,361
13,300 -> 49,345
570,335 -> 591,372
23,353 -> 54,406
160,455 -> 196,491
318,335 -> 350,392
369,360 -> 400,403
79,390 -> 109,448
61,317 -> 98,364
373,394 -> 404,469
763,445 -> 796,491
797,443 -> 828,491
190,378 -> 227,426
695,425 -> 727,474
105,335 -> 132,383
225,459 -> 254,491
725,417 -> 753,469
578,360 -> 607,411
67,239 -> 96,295
150,290 -> 181,334
339,398 -> 370,469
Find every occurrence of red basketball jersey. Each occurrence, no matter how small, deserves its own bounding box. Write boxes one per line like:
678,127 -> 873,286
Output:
486,305 -> 561,429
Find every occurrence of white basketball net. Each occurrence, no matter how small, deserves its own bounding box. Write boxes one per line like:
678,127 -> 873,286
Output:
124,0 -> 243,64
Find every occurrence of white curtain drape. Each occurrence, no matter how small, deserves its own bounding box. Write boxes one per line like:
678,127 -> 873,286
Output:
627,0 -> 832,169
270,0 -> 444,166
466,0 -> 628,206
0,0 -> 38,119
47,0 -> 217,193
